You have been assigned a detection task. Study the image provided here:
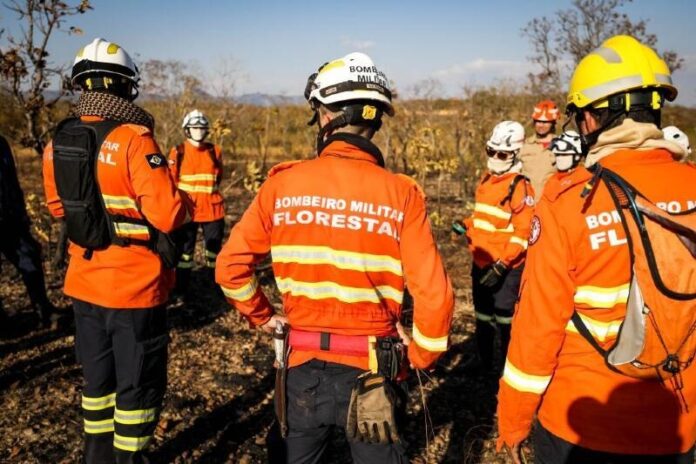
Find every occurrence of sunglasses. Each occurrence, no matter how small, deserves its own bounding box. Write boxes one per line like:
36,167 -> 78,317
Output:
486,147 -> 516,161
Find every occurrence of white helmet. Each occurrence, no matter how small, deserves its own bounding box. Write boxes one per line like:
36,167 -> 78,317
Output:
550,130 -> 583,172
663,125 -> 691,155
550,130 -> 582,155
71,38 -> 139,88
305,52 -> 394,116
487,121 -> 525,152
182,110 -> 209,128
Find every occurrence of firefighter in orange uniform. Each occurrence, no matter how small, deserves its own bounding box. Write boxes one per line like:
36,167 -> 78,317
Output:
169,110 -> 225,294
497,35 -> 696,463
460,121 -> 534,374
519,100 -> 558,201
43,38 -> 189,463
216,52 -> 454,463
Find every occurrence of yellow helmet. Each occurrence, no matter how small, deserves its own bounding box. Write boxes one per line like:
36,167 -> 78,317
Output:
567,35 -> 677,111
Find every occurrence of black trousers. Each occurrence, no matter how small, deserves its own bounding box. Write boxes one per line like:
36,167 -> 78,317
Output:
471,265 -> 523,369
534,423 -> 696,464
73,299 -> 168,464
175,219 -> 224,292
268,360 -> 408,464
0,222 -> 52,318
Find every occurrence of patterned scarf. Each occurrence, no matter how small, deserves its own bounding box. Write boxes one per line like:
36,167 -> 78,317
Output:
73,92 -> 155,131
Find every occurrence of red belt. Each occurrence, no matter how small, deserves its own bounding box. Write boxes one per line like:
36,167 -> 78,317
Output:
288,330 -> 371,357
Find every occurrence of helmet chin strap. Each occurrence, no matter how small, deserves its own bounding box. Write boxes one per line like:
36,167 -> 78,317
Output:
315,105 -> 383,154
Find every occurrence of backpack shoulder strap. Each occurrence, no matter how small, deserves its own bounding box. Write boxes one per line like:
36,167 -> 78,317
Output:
500,174 -> 529,206
570,311 -> 609,356
205,142 -> 220,169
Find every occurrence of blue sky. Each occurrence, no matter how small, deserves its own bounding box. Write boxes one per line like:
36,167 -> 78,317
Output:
2,0 -> 696,104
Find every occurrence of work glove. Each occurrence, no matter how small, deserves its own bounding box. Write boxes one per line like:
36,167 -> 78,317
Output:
346,372 -> 400,444
479,260 -> 508,288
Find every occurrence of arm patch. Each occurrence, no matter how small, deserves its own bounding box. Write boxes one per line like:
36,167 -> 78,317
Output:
146,153 -> 166,169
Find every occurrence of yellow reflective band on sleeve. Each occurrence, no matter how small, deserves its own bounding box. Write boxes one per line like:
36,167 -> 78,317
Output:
475,312 -> 494,322
473,218 -> 514,233
509,236 -> 528,249
205,250 -> 218,259
179,173 -> 216,182
496,315 -> 513,324
220,276 -> 259,302
82,393 -> 116,411
412,324 -> 448,352
574,283 -> 630,308
502,359 -> 552,394
274,277 -> 403,305
178,183 -> 218,194
474,203 -> 511,220
114,407 -> 158,425
113,222 -> 150,237
102,194 -> 138,211
205,261 -> 216,268
177,261 -> 194,269
271,245 -> 403,276
113,433 -> 152,452
180,253 -> 192,261
566,313 -> 623,342
84,418 -> 114,434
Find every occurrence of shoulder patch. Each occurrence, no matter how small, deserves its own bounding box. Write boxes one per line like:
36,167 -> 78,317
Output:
145,153 -> 166,169
268,160 -> 305,177
395,173 -> 426,201
529,215 -> 541,246
122,123 -> 152,136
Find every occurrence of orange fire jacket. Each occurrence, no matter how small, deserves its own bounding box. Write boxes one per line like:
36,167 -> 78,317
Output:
497,149 -> 696,455
215,135 -> 454,370
463,172 -> 535,269
43,116 -> 189,308
168,140 -> 224,222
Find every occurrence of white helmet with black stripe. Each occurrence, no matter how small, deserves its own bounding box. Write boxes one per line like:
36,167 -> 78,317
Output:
306,52 -> 394,116
71,38 -> 140,99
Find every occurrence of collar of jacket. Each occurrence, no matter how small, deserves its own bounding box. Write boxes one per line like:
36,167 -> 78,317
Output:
586,119 -> 685,167
318,133 -> 385,167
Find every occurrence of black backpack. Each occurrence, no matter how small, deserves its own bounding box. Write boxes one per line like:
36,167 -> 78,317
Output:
52,118 -> 179,267
53,118 -> 122,250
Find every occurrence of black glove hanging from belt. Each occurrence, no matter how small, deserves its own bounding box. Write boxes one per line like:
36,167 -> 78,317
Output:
479,260 -> 508,288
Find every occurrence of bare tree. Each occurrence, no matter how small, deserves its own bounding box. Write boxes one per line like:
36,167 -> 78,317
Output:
523,0 -> 683,94
0,0 -> 92,155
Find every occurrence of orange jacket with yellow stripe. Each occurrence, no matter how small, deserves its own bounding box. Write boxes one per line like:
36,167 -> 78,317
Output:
215,135 -> 454,370
168,140 -> 224,222
463,172 -> 535,269
497,149 -> 696,455
42,116 -> 189,308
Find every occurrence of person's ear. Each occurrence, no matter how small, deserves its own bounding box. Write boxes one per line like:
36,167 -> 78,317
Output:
583,110 -> 599,133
